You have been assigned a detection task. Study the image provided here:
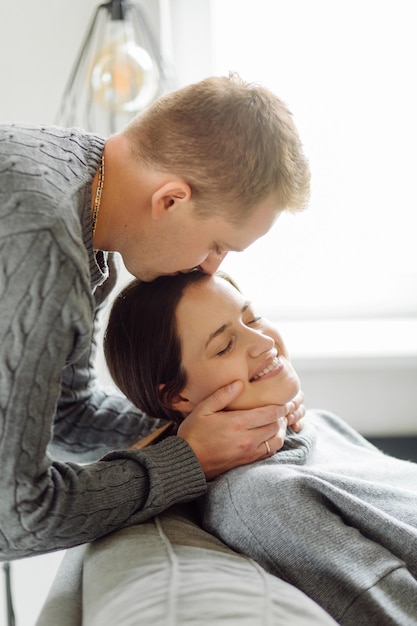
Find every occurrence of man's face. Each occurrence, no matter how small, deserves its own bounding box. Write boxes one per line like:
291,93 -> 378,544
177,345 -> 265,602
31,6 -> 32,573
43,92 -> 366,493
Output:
120,196 -> 279,281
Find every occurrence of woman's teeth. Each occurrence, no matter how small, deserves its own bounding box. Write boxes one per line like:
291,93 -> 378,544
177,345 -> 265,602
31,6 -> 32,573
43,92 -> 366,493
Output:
252,356 -> 279,381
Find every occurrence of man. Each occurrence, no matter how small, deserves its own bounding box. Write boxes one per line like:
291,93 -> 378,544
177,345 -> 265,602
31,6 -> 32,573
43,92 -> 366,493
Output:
0,74 -> 310,559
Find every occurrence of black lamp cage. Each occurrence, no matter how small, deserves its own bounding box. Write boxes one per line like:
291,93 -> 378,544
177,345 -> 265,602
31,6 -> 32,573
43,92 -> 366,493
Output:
56,0 -> 174,135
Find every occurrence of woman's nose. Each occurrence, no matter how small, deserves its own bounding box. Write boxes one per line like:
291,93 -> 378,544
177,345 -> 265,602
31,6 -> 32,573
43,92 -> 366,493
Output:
247,329 -> 275,358
198,250 -> 228,275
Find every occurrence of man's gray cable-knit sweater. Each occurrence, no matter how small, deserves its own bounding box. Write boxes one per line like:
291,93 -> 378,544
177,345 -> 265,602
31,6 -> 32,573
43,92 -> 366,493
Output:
0,124 -> 206,560
201,411 -> 417,625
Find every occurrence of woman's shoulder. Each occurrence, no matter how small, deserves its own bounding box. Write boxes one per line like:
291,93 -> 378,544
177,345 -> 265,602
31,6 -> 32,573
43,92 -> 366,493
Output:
306,410 -> 378,451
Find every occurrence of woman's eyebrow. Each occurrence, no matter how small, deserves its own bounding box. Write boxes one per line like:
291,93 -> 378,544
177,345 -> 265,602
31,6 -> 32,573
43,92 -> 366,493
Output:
205,302 -> 251,348
205,323 -> 231,348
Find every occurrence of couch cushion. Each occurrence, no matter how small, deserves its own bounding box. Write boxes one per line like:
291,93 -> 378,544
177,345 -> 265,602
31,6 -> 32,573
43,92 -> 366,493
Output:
37,503 -> 336,625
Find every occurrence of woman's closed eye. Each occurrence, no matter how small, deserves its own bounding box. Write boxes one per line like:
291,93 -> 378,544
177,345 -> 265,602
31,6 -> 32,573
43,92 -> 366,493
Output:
215,314 -> 262,356
216,338 -> 235,356
244,308 -> 262,325
246,315 -> 261,325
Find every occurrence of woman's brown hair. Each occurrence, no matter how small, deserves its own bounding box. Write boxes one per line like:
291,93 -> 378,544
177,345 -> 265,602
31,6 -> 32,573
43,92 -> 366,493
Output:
104,271 -> 211,425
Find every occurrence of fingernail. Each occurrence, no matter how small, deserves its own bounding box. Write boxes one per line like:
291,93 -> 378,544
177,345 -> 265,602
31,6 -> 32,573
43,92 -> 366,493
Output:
278,416 -> 287,428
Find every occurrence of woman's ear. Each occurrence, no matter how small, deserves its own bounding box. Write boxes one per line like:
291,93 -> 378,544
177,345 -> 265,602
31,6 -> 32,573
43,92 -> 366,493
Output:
170,394 -> 195,414
158,384 -> 196,414
151,180 -> 192,220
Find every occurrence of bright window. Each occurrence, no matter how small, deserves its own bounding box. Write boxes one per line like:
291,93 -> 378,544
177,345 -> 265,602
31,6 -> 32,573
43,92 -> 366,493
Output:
184,0 -> 417,320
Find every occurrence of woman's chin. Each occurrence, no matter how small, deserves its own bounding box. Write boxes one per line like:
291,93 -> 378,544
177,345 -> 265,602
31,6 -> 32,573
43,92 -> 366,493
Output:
224,371 -> 301,412
228,390 -> 300,412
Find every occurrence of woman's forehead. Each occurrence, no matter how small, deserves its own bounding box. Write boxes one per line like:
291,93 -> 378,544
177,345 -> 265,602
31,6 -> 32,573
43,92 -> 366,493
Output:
184,274 -> 243,306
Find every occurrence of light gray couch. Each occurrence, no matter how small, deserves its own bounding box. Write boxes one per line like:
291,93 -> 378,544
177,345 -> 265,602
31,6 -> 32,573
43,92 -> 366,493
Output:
36,503 -> 337,625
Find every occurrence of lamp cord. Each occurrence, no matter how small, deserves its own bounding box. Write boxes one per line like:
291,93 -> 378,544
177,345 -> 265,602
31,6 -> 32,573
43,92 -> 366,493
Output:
2,562 -> 15,626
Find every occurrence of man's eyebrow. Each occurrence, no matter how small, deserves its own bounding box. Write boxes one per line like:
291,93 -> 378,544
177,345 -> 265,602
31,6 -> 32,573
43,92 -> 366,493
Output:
205,302 -> 250,348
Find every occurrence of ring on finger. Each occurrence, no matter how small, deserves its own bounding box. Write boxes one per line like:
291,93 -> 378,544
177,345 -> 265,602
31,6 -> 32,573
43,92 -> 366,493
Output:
263,439 -> 271,456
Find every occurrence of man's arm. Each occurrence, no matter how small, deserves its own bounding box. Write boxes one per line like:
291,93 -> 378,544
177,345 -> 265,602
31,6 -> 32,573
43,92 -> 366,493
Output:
52,316 -> 168,462
0,229 -> 206,560
51,249 -> 168,462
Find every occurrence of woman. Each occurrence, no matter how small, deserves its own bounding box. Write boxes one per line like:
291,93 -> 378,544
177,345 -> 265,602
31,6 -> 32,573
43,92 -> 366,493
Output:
105,271 -> 417,625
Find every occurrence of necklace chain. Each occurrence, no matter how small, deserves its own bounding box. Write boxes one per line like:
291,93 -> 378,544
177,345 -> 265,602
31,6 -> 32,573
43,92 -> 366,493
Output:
92,152 -> 105,236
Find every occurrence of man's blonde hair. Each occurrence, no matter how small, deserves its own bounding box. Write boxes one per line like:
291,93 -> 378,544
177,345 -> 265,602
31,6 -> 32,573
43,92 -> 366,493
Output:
124,73 -> 310,222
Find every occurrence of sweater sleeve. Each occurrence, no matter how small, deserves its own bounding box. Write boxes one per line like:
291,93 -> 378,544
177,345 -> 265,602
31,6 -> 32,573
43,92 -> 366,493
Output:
51,257 -> 167,463
0,226 -> 206,560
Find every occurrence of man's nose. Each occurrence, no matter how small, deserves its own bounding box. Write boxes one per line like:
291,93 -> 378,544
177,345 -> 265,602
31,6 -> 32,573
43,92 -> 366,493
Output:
198,250 -> 228,274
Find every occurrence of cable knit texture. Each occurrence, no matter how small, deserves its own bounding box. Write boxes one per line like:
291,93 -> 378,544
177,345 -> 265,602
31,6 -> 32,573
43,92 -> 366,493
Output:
0,124 -> 206,560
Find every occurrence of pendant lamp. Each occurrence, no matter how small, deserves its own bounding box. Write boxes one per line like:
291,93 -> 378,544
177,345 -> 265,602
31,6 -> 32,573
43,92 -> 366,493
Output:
56,0 -> 173,135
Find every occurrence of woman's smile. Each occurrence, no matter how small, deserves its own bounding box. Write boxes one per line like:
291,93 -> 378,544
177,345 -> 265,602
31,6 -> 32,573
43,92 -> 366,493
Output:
250,354 -> 281,382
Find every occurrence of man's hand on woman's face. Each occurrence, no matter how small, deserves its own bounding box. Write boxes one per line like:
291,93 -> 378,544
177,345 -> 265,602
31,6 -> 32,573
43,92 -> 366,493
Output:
287,389 -> 305,433
177,380 -> 305,480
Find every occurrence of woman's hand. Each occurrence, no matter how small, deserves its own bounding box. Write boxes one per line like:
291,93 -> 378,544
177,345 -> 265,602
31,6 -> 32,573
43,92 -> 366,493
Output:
178,380 -> 294,480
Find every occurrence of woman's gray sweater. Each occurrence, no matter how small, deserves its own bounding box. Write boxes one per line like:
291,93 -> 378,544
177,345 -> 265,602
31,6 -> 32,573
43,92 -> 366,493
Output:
0,124 -> 206,560
202,410 -> 417,625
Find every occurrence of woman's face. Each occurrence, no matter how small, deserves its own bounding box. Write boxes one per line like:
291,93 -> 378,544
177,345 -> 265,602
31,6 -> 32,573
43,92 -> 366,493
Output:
172,275 -> 300,413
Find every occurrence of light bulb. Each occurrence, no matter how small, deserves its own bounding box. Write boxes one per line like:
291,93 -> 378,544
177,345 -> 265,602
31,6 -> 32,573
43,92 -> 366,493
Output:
89,20 -> 159,113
